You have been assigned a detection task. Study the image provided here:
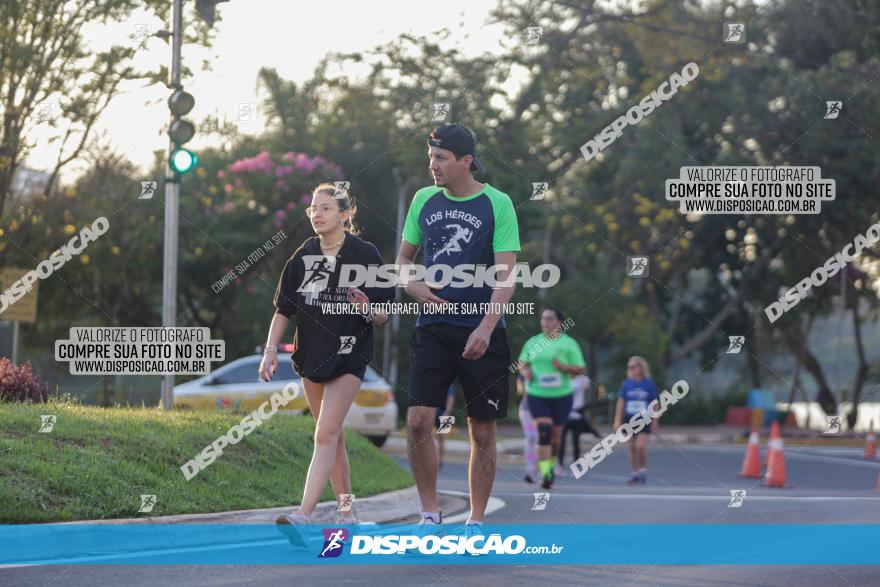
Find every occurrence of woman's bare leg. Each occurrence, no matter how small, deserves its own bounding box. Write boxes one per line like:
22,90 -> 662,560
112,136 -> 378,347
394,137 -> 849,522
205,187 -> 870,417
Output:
298,374 -> 360,516
301,377 -> 354,510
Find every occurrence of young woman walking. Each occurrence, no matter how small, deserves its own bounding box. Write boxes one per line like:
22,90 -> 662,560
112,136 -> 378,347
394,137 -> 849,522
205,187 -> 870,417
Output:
261,183 -> 393,528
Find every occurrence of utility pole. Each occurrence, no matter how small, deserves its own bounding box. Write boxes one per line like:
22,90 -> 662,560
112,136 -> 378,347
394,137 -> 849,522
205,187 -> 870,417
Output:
161,0 -> 184,411
160,0 -> 226,410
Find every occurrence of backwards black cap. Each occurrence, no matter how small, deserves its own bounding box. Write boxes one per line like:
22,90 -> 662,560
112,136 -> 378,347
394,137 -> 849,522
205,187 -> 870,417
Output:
427,123 -> 486,173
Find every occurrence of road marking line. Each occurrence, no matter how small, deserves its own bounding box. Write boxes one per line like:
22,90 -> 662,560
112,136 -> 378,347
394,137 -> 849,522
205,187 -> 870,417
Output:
785,453 -> 880,469
439,490 -> 506,522
490,492 -> 880,501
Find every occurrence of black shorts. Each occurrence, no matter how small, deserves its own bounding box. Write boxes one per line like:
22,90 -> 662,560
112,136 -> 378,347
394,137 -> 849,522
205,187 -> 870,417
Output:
302,364 -> 366,384
627,414 -> 653,435
526,394 -> 573,426
408,323 -> 510,420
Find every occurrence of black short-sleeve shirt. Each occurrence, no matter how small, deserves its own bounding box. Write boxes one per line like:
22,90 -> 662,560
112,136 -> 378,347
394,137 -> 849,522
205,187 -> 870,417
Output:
273,233 -> 394,381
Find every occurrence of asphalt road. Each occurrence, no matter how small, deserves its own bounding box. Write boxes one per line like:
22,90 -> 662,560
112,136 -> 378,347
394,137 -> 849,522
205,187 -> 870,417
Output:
3,443 -> 879,587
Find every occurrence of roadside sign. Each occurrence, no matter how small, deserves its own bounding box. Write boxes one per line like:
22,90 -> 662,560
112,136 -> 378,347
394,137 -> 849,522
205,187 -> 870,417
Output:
0,267 -> 38,323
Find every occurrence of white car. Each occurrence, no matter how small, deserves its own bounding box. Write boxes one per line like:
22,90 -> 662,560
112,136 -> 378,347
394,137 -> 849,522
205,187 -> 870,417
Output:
173,351 -> 398,447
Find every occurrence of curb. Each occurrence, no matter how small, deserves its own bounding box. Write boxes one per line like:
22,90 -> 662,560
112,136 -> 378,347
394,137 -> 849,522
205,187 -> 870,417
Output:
69,486 -> 425,526
1,486 -> 468,565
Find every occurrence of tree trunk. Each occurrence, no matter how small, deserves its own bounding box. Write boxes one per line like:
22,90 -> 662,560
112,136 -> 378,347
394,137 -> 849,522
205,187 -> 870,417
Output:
783,326 -> 836,414
847,298 -> 869,429
801,347 -> 838,415
99,373 -> 115,408
0,154 -> 19,218
586,335 -> 598,384
745,306 -> 761,388
664,293 -> 740,365
786,313 -> 814,406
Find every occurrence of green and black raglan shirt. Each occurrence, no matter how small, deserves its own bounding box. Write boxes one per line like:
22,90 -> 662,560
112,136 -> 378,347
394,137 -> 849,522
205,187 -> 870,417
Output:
402,183 -> 521,329
273,233 -> 395,382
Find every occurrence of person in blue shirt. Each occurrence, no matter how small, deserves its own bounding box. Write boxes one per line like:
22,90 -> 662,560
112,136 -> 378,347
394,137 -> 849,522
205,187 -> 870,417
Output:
613,356 -> 660,485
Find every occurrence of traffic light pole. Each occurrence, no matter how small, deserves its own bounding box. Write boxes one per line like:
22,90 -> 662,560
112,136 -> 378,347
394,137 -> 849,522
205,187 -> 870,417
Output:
161,0 -> 184,411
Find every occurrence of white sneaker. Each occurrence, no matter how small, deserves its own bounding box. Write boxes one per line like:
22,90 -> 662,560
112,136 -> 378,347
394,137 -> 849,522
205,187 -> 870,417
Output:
415,516 -> 443,535
451,523 -> 486,556
405,514 -> 443,555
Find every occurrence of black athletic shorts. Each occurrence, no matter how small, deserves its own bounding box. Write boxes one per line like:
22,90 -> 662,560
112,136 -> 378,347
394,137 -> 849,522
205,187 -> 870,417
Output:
526,393 -> 573,426
408,323 -> 510,420
632,418 -> 653,436
302,364 -> 366,384
624,413 -> 653,435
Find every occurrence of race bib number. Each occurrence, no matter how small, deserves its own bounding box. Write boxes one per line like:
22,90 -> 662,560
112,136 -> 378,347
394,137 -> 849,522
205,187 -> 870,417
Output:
538,373 -> 562,388
626,400 -> 647,414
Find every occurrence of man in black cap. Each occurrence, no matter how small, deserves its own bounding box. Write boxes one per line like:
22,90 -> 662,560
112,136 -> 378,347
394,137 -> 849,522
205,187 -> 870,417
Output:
395,123 -> 521,537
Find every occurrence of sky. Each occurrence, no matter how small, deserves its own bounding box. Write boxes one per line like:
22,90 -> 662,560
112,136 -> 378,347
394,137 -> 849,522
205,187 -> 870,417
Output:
26,0 -> 512,182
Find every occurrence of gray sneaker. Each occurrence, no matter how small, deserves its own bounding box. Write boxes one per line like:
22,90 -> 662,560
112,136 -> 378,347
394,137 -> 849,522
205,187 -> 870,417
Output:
275,511 -> 310,547
337,514 -> 377,527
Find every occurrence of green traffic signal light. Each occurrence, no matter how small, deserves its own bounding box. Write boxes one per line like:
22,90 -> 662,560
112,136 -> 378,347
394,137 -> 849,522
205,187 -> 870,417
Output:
170,148 -> 198,174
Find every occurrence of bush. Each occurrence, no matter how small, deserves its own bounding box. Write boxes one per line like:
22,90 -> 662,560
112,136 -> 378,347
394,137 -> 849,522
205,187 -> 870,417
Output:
0,358 -> 50,402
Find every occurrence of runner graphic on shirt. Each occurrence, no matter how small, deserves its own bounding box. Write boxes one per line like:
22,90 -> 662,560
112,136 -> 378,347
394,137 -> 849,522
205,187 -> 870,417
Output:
299,256 -> 334,292
431,223 -> 473,262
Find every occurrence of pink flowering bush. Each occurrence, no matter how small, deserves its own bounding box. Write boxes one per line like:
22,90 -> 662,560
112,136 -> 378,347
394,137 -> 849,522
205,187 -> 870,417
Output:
0,358 -> 50,403
217,150 -> 344,228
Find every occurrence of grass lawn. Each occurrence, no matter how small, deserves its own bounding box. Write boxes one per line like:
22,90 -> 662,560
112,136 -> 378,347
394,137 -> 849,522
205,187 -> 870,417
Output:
0,398 -> 413,523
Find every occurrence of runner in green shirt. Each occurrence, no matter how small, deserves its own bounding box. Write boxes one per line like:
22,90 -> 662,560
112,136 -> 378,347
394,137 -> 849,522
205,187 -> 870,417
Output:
517,308 -> 586,489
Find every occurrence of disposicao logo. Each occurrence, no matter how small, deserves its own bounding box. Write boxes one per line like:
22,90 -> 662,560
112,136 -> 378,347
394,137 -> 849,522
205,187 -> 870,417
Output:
319,528 -> 349,558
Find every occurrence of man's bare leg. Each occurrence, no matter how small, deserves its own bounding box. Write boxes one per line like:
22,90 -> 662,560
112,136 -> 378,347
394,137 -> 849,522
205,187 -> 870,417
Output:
467,417 -> 496,521
407,406 -> 439,513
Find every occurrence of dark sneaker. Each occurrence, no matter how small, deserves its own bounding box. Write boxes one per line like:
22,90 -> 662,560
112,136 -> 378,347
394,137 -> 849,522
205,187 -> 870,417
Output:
639,472 -> 647,484
524,474 -> 535,484
626,473 -> 640,485
541,472 -> 554,489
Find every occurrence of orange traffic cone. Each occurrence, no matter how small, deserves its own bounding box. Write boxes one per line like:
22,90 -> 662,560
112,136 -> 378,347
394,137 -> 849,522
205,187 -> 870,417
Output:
739,428 -> 762,478
864,420 -> 876,460
764,421 -> 787,487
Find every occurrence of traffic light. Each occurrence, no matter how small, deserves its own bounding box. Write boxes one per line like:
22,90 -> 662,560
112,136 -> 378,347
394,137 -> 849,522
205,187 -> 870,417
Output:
195,0 -> 230,27
168,88 -> 198,177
